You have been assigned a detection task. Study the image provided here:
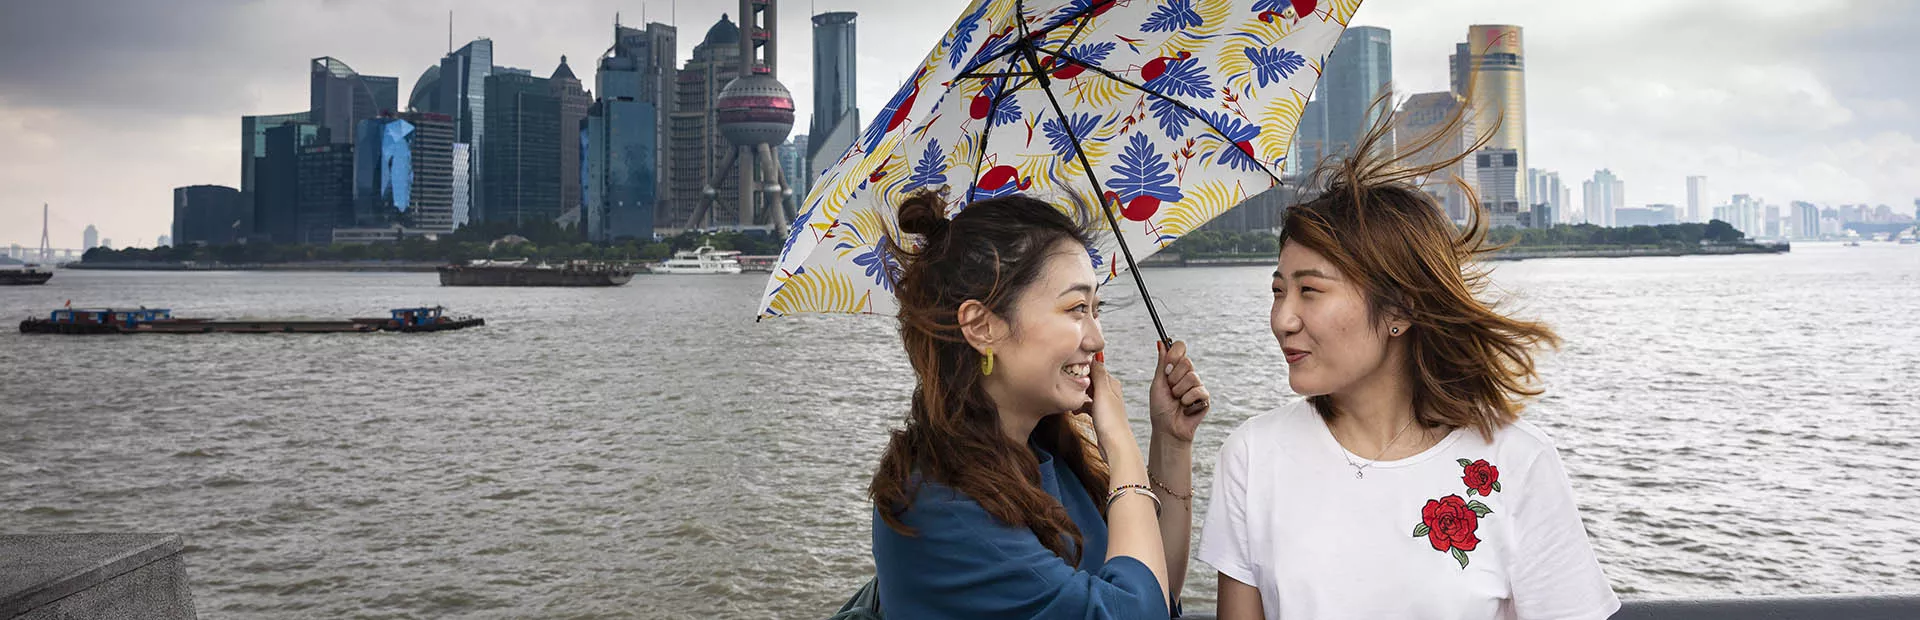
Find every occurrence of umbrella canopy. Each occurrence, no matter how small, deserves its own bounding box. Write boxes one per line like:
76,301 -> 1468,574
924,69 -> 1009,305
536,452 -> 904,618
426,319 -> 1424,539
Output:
759,0 -> 1362,334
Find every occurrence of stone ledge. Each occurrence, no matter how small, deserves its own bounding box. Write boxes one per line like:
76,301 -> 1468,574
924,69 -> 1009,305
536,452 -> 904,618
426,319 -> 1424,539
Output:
0,533 -> 185,618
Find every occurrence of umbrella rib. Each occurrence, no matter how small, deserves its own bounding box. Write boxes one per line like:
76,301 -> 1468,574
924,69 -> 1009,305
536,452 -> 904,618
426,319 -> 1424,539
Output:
1030,46 -> 1285,187
1018,38 -> 1172,345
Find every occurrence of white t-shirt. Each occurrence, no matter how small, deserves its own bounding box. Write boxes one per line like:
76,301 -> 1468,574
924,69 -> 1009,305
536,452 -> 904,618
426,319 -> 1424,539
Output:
1197,400 -> 1621,620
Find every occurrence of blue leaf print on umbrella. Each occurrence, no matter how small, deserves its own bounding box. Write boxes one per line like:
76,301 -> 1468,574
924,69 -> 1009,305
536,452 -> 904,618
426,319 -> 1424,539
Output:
1108,133 -> 1184,221
946,2 -> 991,68
908,139 -> 948,190
1069,42 -> 1117,65
864,69 -> 925,154
847,239 -> 901,291
1144,55 -> 1213,100
1040,0 -> 1103,32
780,205 -> 815,263
1086,244 -> 1105,270
976,78 -> 1024,127
1142,0 -> 1202,33
964,30 -> 1017,73
1204,112 -> 1264,172
1149,98 -> 1190,139
1246,47 -> 1308,87
1252,0 -> 1291,11
1043,113 -> 1103,159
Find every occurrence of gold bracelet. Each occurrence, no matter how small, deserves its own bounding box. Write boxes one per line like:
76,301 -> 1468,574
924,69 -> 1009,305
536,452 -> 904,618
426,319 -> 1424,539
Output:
1150,474 -> 1192,502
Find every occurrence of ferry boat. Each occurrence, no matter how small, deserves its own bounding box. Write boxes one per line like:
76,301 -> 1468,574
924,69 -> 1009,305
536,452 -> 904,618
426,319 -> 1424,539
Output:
439,259 -> 634,286
19,306 -> 483,335
651,245 -> 743,275
0,264 -> 53,285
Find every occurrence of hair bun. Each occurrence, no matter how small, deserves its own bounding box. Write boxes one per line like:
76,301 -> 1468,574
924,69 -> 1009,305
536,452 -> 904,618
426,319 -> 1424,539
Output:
897,190 -> 952,242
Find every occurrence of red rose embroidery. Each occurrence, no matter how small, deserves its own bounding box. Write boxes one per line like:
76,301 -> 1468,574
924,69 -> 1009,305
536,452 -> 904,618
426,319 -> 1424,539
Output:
1459,458 -> 1501,496
1412,494 -> 1493,568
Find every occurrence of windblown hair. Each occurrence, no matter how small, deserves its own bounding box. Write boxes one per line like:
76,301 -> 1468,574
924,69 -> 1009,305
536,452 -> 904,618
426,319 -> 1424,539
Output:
869,191 -> 1110,564
1285,86 -> 1561,440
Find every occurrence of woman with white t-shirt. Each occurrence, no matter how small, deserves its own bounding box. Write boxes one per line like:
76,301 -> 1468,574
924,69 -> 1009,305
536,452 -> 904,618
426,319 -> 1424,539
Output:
1196,97 -> 1622,620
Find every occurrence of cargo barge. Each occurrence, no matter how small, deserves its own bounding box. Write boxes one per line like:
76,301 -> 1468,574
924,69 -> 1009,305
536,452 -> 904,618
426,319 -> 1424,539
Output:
438,260 -> 634,286
19,306 -> 483,335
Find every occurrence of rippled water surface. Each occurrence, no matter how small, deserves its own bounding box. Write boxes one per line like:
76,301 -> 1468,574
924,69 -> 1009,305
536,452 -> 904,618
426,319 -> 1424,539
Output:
3,242 -> 1917,618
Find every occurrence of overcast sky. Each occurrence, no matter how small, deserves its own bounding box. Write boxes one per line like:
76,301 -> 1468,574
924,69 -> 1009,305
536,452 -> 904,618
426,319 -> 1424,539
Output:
3,0 -> 1916,248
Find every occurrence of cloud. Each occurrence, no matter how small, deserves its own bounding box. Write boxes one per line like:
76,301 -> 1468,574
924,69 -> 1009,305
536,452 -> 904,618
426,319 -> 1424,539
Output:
2,0 -> 1917,247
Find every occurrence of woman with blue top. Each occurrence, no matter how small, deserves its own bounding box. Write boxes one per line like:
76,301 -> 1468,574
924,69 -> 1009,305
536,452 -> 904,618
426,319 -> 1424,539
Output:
869,191 -> 1212,619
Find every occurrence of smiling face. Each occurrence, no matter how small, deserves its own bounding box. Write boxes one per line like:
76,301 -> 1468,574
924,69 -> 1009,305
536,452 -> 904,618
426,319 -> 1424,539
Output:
1271,241 -> 1402,397
978,239 -> 1107,416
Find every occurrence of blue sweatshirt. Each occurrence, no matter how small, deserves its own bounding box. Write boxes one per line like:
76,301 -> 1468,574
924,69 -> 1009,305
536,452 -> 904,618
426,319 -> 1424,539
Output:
872,445 -> 1169,619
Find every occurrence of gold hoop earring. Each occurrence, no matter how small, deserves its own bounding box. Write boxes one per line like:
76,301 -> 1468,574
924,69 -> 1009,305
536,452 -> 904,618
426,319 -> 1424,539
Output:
981,347 -> 995,376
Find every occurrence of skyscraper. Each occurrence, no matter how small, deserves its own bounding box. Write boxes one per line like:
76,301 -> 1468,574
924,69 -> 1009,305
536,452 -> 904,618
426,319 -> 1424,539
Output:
667,16 -> 746,231
83,225 -> 98,250
439,39 -> 493,222
483,70 -> 563,225
778,135 -> 808,214
258,121 -> 330,243
310,57 -> 398,145
808,11 -> 859,188
1582,169 -> 1624,227
1452,26 -> 1528,213
1475,149 -> 1520,226
297,143 -> 355,243
452,143 -> 471,228
586,21 -> 678,242
403,112 -> 456,233
1686,175 -> 1707,223
353,116 -> 415,230
1392,91 -> 1477,223
173,185 -> 247,246
341,112 -> 454,238
1299,26 -> 1391,168
550,57 -> 592,221
241,111 -> 311,195
409,65 -> 443,113
1527,168 -> 1564,225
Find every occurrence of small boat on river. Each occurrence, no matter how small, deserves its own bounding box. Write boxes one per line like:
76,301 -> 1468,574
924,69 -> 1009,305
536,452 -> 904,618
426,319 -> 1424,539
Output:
0,264 -> 53,285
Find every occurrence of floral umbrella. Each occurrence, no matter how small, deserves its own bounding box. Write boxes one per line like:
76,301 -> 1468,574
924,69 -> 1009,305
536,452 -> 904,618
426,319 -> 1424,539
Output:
759,0 -> 1362,341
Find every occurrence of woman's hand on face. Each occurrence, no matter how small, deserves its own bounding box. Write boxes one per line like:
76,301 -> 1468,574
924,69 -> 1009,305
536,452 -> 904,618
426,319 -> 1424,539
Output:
1150,340 -> 1211,445
1085,358 -> 1130,434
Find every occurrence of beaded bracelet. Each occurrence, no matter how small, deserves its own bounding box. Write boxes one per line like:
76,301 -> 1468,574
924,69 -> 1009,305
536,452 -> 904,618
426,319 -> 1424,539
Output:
1106,484 -> 1162,516
1150,474 -> 1193,502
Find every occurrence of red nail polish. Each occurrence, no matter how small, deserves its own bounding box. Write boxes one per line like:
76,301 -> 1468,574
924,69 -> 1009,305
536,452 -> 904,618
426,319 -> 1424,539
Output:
1094,352 -> 1105,363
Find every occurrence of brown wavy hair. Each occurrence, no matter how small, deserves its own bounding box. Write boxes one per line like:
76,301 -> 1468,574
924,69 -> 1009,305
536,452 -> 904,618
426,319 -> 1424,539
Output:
870,191 -> 1110,564
1284,88 -> 1560,440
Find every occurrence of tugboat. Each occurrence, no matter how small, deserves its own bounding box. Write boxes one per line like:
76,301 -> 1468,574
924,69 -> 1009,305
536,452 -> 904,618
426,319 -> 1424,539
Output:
438,259 -> 634,286
0,264 -> 53,285
19,306 -> 484,334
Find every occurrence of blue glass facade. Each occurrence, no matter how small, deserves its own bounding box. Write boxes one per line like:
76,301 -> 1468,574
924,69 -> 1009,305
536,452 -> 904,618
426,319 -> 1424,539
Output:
355,117 -> 415,226
440,39 -> 492,221
584,23 -> 676,242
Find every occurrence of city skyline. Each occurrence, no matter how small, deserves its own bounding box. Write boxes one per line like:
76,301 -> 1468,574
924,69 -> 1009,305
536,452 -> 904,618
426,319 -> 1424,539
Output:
3,0 -> 1917,247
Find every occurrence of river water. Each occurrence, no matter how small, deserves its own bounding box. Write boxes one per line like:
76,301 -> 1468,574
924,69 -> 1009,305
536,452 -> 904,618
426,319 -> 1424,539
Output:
3,242 -> 1917,618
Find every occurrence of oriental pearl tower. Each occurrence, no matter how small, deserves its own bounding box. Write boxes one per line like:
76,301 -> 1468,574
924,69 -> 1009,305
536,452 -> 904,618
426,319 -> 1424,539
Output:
686,0 -> 798,238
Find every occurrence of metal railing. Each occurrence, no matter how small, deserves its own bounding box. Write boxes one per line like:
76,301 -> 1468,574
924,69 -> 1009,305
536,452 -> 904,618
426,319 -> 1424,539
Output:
1178,594 -> 1920,619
